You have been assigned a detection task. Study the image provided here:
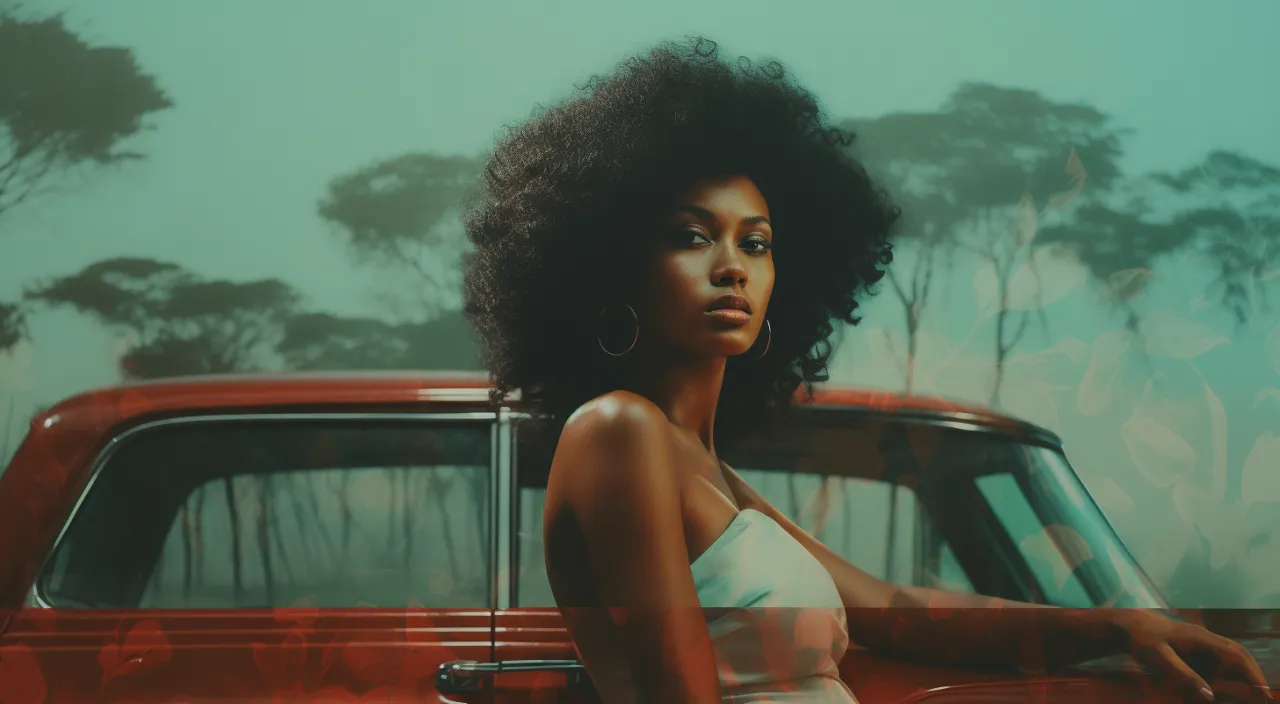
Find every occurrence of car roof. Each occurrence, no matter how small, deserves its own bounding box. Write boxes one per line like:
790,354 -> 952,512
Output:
32,370 -> 1061,448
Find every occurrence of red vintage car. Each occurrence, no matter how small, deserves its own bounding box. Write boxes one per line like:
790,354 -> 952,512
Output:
0,371 -> 1274,702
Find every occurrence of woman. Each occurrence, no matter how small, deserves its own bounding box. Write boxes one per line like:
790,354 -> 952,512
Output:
462,37 -> 1270,703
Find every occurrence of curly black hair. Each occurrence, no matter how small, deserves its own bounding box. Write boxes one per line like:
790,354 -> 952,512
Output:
462,37 -> 898,441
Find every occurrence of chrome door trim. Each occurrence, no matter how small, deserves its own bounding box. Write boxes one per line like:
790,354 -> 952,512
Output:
29,411 -> 499,610
495,410 -> 530,610
436,659 -> 588,693
493,409 -> 515,610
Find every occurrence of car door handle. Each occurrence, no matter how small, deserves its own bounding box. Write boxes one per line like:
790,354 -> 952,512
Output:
436,659 -> 590,693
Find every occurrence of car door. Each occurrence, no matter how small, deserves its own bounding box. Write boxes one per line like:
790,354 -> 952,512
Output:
491,411 -> 990,703
1,412 -> 498,703
489,408 -> 1173,703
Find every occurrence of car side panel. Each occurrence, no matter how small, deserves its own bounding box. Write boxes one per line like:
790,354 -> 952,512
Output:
1,608 -> 493,702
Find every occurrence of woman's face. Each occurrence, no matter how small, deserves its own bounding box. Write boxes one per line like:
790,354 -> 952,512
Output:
638,174 -> 775,360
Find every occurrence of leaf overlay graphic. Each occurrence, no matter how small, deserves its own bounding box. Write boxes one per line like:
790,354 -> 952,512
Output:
98,619 -> 172,691
1020,524 -> 1093,590
1078,330 -> 1131,415
1252,386 -> 1280,409
1121,412 -> 1196,488
1242,432 -> 1280,508
1012,194 -> 1038,246
251,628 -> 308,696
1043,147 -> 1087,212
1004,246 -> 1089,312
1138,312 -> 1227,359
1089,477 -> 1135,516
1100,268 -> 1153,302
1202,368 -> 1229,499
1266,319 -> 1280,375
274,596 -> 320,634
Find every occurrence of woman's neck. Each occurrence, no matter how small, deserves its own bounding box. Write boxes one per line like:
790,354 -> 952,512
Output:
620,352 -> 726,452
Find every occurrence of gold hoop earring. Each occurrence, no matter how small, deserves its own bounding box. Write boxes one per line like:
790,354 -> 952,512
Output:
756,318 -> 771,359
598,303 -> 639,357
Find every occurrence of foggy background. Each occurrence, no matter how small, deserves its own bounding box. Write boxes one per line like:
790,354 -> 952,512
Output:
2,0 -> 1278,608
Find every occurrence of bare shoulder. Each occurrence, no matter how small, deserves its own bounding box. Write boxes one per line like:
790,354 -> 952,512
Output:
563,389 -> 668,434
545,392 -> 720,696
550,390 -> 679,509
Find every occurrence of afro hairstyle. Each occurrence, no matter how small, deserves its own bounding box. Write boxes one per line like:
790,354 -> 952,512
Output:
462,36 -> 898,441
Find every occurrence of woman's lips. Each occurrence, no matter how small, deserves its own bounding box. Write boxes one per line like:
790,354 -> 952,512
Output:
707,309 -> 751,324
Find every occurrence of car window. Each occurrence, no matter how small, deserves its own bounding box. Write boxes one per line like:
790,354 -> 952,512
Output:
39,417 -> 493,609
512,411 -> 1159,609
731,469 -> 974,593
976,473 -> 1092,608
512,418 -> 975,608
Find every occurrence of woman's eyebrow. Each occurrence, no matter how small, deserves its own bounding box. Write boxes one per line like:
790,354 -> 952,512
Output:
673,204 -> 771,227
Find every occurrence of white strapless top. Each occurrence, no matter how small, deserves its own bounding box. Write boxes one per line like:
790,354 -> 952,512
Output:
692,508 -> 859,703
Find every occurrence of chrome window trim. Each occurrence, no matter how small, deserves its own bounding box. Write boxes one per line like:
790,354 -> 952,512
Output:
490,403 -> 1063,451
30,410 -> 499,610
800,405 -> 1065,451
493,409 -> 515,610
496,410 -> 530,610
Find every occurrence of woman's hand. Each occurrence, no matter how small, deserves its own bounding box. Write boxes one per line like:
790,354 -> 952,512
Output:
1113,609 -> 1272,702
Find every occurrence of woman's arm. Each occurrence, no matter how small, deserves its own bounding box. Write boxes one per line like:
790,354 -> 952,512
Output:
721,466 -> 1271,700
548,392 -> 722,703
719,465 -> 1096,662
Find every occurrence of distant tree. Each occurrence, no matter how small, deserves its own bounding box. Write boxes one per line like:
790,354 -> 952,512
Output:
277,310 -> 482,372
0,302 -> 21,350
312,152 -> 486,372
25,257 -> 299,380
0,8 -> 173,350
0,394 -> 16,465
318,153 -> 482,318
277,313 -> 412,371
845,110 -> 967,393
399,311 -> 484,370
1041,151 -> 1280,328
1036,199 -> 1174,335
847,83 -> 1126,402
0,9 -> 172,217
1157,152 -> 1280,326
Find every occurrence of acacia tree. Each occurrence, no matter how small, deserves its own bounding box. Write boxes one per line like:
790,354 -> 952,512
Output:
845,111 -> 967,392
304,152 -> 486,372
1154,152 -> 1279,326
839,87 -> 1128,574
24,257 -> 299,379
318,153 -> 482,318
276,313 -> 412,371
847,84 -> 1126,403
1038,149 -> 1280,341
276,310 -> 482,371
0,303 -> 20,350
0,9 -> 172,350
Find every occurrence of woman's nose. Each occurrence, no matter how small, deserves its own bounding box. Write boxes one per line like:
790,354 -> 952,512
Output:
711,255 -> 747,287
710,241 -> 748,286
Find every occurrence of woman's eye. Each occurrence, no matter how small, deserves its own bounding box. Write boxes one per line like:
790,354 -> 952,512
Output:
743,237 -> 773,254
675,228 -> 711,245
